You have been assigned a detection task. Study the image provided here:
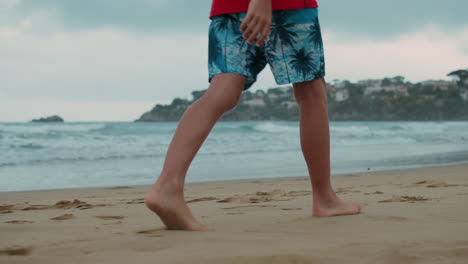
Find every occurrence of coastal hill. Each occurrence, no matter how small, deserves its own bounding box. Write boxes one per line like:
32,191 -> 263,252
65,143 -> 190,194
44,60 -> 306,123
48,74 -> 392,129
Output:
31,115 -> 64,123
136,69 -> 468,121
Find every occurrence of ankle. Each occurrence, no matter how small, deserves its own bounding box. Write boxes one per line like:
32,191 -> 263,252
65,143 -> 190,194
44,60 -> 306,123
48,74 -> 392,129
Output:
312,188 -> 337,204
154,178 -> 184,194
154,171 -> 185,191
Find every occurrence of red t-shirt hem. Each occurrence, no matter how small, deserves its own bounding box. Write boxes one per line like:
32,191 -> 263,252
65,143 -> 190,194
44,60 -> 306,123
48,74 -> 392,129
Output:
210,0 -> 319,19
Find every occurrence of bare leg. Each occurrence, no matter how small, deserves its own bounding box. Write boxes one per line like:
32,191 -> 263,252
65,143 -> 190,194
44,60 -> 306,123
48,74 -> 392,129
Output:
145,73 -> 246,230
293,78 -> 362,217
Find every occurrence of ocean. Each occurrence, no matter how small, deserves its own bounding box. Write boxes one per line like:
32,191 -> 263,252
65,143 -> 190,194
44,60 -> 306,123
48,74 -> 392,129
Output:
1,121 -> 467,192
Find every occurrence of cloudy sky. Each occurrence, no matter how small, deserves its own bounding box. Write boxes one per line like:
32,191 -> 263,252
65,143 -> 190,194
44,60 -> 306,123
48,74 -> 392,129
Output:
1,0 -> 467,121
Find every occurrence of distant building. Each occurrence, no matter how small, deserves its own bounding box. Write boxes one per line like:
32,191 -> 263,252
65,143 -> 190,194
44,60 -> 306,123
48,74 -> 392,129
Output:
460,89 -> 468,101
383,85 -> 409,96
282,101 -> 297,109
421,80 -> 456,91
362,79 -> 383,95
335,89 -> 349,102
244,98 -> 266,107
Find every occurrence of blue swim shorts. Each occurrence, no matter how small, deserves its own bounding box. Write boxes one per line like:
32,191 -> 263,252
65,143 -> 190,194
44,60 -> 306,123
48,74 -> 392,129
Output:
208,8 -> 325,91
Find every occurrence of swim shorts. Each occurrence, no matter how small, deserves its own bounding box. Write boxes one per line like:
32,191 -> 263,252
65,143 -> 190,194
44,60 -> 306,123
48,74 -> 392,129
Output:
208,8 -> 325,91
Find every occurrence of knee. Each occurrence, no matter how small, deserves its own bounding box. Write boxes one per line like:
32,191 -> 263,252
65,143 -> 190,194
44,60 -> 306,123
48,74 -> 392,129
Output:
293,78 -> 327,106
202,91 -> 242,113
217,94 -> 241,112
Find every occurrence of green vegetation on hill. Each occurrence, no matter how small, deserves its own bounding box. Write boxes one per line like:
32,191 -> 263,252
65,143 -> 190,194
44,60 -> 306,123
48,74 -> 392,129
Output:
136,68 -> 468,121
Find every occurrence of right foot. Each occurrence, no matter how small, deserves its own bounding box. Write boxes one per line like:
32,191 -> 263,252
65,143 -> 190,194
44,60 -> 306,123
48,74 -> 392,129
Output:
145,183 -> 212,231
313,193 -> 362,217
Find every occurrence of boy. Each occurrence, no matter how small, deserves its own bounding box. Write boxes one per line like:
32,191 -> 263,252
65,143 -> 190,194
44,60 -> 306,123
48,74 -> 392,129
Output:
145,0 -> 362,231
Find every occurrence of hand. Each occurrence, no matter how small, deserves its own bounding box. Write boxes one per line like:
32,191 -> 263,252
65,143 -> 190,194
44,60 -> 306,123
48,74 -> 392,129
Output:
240,0 -> 272,47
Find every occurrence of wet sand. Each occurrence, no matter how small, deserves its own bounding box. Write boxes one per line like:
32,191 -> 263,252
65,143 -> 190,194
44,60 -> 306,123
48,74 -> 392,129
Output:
1,162 -> 468,263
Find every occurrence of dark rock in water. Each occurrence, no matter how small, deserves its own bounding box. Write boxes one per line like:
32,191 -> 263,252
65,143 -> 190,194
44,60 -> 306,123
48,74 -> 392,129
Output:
31,115 -> 64,123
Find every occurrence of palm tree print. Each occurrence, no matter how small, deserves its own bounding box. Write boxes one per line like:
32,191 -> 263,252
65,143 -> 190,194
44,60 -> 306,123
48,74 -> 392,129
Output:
269,11 -> 299,82
208,26 -> 222,68
289,48 -> 316,80
270,11 -> 298,47
308,16 -> 323,49
209,14 -> 245,71
246,48 -> 267,77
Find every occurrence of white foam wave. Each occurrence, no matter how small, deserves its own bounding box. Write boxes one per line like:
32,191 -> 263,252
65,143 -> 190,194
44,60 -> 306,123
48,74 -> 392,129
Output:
252,122 -> 298,133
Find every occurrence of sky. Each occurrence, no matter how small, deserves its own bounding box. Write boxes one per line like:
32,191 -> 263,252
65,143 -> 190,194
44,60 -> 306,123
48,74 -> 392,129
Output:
1,0 -> 467,121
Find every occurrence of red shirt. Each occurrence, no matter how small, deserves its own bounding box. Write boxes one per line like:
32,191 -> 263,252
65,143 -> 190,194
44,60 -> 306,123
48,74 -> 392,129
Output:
210,0 -> 319,18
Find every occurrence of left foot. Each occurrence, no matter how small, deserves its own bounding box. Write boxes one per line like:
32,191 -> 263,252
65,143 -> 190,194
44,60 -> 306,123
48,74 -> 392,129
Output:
313,193 -> 362,217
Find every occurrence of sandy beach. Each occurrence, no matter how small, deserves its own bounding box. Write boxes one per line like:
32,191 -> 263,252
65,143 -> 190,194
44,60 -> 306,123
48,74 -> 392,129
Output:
1,162 -> 468,263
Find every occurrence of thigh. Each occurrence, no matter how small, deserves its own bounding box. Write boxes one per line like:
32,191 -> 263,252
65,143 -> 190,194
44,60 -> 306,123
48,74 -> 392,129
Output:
265,8 -> 326,85
208,13 -> 267,91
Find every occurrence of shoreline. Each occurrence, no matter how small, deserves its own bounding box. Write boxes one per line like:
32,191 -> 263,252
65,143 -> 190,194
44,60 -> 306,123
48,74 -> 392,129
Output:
3,160 -> 468,194
1,162 -> 468,263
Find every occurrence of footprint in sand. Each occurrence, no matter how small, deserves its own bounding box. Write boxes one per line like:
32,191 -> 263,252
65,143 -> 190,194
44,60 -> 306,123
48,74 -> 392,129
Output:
51,214 -> 75,221
0,205 -> 15,214
136,228 -> 165,237
365,214 -> 407,222
0,246 -> 32,256
186,197 -> 218,203
107,186 -> 132,190
221,204 -> 276,210
4,220 -> 34,224
336,187 -> 361,194
20,199 -> 111,211
413,180 -> 459,188
280,208 -> 303,211
378,195 -> 429,203
201,254 -> 331,264
216,189 -> 310,205
95,215 -> 126,220
217,196 -> 273,204
126,198 -> 145,204
364,191 -> 384,195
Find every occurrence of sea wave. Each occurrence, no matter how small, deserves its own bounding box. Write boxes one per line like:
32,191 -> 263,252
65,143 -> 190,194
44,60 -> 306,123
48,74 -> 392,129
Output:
251,122 -> 298,133
0,152 -> 164,168
0,123 -> 106,134
10,143 -> 45,150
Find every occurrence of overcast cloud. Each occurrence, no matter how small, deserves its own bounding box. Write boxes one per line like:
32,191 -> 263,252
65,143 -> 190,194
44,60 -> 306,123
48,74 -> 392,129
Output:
0,0 -> 467,121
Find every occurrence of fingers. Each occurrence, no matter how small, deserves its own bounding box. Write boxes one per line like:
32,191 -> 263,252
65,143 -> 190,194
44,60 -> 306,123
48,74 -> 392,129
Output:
242,16 -> 257,39
256,21 -> 271,46
247,19 -> 263,44
240,13 -> 253,32
240,16 -> 271,46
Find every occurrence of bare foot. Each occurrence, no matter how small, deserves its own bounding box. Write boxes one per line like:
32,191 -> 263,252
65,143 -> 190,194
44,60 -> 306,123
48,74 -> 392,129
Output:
313,193 -> 362,217
145,182 -> 212,231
